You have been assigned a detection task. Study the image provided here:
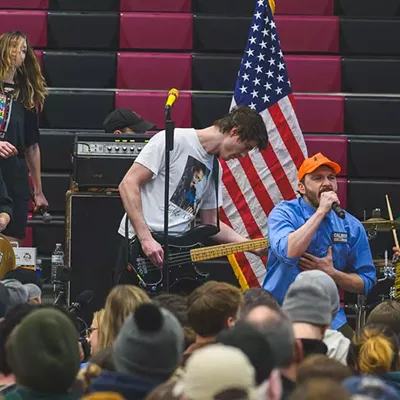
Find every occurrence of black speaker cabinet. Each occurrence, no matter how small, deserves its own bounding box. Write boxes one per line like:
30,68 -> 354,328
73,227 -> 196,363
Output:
66,191 -> 124,322
66,191 -> 239,323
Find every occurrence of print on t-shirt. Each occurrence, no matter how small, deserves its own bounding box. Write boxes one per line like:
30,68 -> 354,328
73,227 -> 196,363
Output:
170,155 -> 210,216
0,93 -> 12,139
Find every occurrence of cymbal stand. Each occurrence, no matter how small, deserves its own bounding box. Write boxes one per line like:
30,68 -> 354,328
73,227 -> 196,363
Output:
351,250 -> 395,334
355,294 -> 367,334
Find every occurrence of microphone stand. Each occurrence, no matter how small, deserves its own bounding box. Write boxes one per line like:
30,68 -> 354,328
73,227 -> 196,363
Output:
163,107 -> 175,293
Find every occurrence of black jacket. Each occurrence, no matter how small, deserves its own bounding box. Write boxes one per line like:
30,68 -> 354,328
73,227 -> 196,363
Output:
0,169 -> 12,221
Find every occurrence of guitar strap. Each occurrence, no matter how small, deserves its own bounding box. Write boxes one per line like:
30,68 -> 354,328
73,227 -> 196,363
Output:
212,155 -> 221,232
124,214 -> 132,277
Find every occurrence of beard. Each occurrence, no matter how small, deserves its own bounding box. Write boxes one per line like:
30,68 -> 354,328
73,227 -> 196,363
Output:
304,185 -> 334,208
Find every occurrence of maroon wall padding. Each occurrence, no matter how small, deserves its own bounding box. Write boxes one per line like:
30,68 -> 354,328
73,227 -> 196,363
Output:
120,0 -> 191,12
286,55 -> 341,93
120,12 -> 193,50
304,135 -> 348,176
0,0 -> 48,9
294,95 -> 344,133
117,52 -> 192,90
0,11 -> 47,47
276,0 -> 334,15
276,16 -> 339,53
115,91 -> 192,129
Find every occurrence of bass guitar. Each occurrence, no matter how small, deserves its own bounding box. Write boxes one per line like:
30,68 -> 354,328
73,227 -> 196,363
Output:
128,224 -> 267,294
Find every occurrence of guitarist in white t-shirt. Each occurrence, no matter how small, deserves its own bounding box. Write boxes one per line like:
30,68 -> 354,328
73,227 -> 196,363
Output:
115,106 -> 269,291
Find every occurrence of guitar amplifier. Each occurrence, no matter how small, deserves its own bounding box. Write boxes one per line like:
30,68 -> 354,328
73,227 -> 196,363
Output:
72,132 -> 154,189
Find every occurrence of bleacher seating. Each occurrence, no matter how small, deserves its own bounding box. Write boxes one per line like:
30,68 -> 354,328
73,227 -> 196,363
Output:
0,0 -> 399,285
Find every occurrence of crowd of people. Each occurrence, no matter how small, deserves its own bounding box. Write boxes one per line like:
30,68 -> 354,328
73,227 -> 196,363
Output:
0,273 -> 399,399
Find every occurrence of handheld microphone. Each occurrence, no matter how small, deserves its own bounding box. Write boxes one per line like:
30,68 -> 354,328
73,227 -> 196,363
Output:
66,290 -> 94,313
332,202 -> 345,219
38,206 -> 52,223
165,88 -> 179,109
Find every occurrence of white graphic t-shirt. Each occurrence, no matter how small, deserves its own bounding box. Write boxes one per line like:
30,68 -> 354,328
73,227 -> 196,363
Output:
118,128 -> 223,238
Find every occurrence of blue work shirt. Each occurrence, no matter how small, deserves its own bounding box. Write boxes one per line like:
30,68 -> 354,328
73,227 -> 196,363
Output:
263,197 -> 376,330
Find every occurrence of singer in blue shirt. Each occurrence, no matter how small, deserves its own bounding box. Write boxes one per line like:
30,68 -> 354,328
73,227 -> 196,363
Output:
263,153 -> 376,338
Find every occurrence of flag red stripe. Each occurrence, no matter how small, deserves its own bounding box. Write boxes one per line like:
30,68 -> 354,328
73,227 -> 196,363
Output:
221,159 -> 265,240
236,253 -> 261,287
238,155 -> 276,216
275,94 -> 306,169
262,144 -> 296,201
288,92 -> 296,109
219,207 -> 259,287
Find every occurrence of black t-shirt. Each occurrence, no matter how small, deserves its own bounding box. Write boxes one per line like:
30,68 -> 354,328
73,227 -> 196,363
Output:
0,83 -> 40,200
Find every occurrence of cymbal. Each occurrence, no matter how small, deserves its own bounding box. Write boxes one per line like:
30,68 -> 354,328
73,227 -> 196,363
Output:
362,218 -> 400,231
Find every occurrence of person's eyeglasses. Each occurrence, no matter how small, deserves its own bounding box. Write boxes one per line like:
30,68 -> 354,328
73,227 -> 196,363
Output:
85,327 -> 98,337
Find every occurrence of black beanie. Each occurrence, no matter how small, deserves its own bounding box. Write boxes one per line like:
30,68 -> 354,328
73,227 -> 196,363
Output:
8,308 -> 80,393
216,321 -> 276,385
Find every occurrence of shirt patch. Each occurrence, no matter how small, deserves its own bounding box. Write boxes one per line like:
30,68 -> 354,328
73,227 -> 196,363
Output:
332,232 -> 348,243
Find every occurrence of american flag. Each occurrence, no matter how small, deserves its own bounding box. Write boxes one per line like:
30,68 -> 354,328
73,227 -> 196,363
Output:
220,0 -> 308,287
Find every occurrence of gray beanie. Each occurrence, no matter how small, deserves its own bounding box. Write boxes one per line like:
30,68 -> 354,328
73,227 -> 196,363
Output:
24,283 -> 42,301
2,279 -> 29,309
295,270 -> 340,319
282,278 -> 332,326
113,302 -> 184,380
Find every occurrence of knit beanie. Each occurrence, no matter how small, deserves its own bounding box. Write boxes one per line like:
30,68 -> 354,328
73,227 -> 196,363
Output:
2,279 -> 29,309
24,283 -> 42,301
113,303 -> 184,380
8,308 -> 80,393
216,321 -> 276,385
295,270 -> 340,319
282,278 -> 332,326
176,344 -> 257,400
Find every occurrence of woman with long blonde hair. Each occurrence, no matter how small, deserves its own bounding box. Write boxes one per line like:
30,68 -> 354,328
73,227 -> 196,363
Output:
0,31 -> 48,245
87,309 -> 105,356
97,285 -> 150,350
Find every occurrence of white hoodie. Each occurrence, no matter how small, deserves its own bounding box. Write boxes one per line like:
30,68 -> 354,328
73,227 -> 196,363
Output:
323,329 -> 350,365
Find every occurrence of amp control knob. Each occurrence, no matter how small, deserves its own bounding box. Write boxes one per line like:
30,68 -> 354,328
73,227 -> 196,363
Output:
130,147 -> 135,152
107,146 -> 112,151
115,146 -> 120,151
122,146 -> 127,151
137,147 -> 142,152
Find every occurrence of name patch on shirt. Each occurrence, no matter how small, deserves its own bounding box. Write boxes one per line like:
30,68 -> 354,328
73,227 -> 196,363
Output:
332,232 -> 348,243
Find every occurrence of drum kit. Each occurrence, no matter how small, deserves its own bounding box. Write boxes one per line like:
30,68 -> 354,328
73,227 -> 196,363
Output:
351,203 -> 400,332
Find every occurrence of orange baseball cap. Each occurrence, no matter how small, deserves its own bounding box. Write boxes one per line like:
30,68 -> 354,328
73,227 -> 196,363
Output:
298,153 -> 341,181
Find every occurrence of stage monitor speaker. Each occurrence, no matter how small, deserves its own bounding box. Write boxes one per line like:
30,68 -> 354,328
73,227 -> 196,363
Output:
66,191 -> 239,323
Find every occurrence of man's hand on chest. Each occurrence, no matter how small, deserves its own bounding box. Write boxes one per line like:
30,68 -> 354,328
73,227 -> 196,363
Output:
299,246 -> 335,276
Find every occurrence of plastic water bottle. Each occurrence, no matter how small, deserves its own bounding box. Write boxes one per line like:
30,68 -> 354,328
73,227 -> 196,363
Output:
35,259 -> 42,279
51,243 -> 64,284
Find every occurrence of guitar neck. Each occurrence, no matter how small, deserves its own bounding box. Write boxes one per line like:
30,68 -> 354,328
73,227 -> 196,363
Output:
190,238 -> 268,263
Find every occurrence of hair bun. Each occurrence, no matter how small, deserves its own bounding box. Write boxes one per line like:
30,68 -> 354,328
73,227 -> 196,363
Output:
134,303 -> 163,332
